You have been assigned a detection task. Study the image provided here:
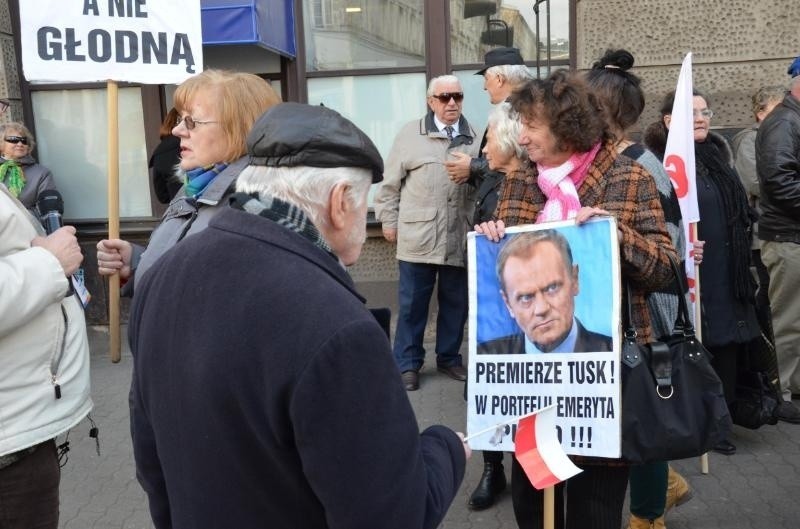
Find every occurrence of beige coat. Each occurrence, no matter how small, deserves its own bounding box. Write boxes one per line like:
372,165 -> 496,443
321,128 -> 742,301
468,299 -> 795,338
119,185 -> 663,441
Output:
374,113 -> 479,267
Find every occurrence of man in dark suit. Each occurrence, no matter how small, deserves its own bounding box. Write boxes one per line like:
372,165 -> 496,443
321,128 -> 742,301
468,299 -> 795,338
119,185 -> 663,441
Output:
478,229 -> 611,355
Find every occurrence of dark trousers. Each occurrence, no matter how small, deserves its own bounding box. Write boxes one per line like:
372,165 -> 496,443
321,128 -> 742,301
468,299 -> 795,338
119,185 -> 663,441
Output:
709,342 -> 747,411
628,461 -> 668,519
752,249 -> 773,338
511,456 -> 629,529
0,440 -> 60,529
393,261 -> 467,372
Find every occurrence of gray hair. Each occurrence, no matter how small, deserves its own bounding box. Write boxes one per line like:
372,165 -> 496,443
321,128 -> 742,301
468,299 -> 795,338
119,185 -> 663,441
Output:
427,75 -> 461,97
751,85 -> 786,118
487,102 -> 528,162
235,165 -> 372,230
485,64 -> 534,89
496,229 -> 573,293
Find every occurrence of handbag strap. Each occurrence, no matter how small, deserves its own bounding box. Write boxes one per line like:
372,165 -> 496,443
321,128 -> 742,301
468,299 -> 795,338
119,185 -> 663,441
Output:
665,253 -> 695,337
623,252 -> 688,399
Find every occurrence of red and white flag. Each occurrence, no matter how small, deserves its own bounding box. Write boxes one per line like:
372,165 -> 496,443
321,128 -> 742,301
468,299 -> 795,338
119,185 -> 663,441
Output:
515,406 -> 582,490
662,52 -> 700,300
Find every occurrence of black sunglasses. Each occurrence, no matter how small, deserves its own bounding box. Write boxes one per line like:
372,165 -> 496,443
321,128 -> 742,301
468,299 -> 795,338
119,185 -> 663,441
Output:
432,92 -> 464,103
4,136 -> 28,145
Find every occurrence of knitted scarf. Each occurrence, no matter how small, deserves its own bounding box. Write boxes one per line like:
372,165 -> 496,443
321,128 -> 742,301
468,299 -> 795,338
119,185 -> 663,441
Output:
0,159 -> 25,197
536,142 -> 602,222
695,140 -> 755,301
228,192 -> 335,258
184,163 -> 227,198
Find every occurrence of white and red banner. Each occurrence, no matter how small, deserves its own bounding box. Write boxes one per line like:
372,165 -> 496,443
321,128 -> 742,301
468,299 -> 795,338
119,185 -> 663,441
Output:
515,406 -> 583,490
662,52 -> 700,299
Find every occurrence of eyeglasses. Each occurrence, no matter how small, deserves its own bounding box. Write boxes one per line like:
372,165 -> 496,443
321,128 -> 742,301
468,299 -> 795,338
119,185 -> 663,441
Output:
176,115 -> 218,130
693,109 -> 714,119
4,136 -> 28,145
432,92 -> 464,103
0,100 -> 9,114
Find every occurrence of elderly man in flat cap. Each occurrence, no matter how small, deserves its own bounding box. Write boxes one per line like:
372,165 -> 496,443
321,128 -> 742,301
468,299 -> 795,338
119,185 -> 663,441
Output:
755,56 -> 800,424
128,102 -> 470,529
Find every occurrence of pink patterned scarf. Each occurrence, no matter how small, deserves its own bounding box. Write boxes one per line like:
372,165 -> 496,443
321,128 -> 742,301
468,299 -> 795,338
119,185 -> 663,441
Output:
536,142 -> 602,222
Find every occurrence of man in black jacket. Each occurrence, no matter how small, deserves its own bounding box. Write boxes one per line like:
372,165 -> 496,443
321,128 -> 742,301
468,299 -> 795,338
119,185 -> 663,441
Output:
128,103 -> 469,529
755,56 -> 800,423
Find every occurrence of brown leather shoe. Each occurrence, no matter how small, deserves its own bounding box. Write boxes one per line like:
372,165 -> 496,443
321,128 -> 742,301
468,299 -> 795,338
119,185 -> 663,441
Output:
401,370 -> 419,391
437,365 -> 467,381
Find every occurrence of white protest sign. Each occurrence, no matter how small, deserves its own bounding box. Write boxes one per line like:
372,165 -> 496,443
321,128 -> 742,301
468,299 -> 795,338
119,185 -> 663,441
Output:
19,0 -> 202,84
466,219 -> 622,458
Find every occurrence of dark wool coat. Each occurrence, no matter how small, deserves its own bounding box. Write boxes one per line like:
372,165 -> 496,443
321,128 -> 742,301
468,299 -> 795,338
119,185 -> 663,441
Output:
496,140 -> 677,344
128,207 -> 466,529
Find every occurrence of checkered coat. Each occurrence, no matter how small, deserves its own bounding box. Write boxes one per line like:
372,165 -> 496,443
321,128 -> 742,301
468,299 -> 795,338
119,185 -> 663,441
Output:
496,141 -> 678,343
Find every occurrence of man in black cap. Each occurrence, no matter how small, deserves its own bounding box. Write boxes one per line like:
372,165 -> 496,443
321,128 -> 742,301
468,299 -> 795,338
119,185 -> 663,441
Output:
755,56 -> 800,423
445,47 -> 532,226
128,102 -> 470,529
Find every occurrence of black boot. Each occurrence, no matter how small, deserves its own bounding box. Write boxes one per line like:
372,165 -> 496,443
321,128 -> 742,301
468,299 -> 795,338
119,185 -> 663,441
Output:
468,462 -> 506,510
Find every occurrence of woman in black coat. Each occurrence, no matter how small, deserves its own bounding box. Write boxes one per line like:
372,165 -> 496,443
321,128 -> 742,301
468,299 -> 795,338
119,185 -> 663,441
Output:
645,90 -> 760,456
149,108 -> 182,204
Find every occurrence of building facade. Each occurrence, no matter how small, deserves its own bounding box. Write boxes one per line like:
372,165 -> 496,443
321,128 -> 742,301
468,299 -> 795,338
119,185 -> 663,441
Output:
1,0 -> 798,324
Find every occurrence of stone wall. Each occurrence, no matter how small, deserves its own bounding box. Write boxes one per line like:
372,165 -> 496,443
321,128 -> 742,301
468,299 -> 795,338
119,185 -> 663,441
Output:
576,0 -> 800,131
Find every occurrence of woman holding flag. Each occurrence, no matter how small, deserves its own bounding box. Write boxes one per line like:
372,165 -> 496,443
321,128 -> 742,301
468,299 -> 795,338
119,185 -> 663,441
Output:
645,90 -> 761,456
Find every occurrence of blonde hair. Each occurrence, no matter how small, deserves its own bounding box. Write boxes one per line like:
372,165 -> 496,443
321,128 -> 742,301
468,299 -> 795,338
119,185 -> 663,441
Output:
173,70 -> 281,162
0,122 -> 35,151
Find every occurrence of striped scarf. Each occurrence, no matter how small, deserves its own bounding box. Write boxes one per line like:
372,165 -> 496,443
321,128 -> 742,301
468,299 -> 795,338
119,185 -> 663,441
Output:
536,142 -> 601,222
184,163 -> 227,198
228,192 -> 335,258
0,159 -> 25,197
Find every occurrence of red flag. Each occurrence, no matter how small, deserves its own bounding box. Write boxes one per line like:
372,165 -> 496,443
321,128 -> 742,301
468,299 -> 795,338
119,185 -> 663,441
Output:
515,406 -> 582,490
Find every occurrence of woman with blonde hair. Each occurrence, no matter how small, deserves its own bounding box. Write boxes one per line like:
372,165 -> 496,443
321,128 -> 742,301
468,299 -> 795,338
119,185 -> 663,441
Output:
0,121 -> 57,216
96,69 -> 281,294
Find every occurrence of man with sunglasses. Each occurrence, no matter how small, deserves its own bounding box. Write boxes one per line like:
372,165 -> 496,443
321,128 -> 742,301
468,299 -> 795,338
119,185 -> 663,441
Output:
375,75 -> 479,392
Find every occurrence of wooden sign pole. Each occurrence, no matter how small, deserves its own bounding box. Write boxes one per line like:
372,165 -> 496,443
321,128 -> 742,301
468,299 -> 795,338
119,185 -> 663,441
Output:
107,80 -> 121,363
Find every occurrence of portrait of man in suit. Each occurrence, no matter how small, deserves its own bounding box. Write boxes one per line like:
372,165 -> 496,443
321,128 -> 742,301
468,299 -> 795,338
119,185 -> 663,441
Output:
477,229 -> 612,355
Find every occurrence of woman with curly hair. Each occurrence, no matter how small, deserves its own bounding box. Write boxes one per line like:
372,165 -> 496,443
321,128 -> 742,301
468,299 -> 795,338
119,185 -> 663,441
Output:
477,69 -> 677,529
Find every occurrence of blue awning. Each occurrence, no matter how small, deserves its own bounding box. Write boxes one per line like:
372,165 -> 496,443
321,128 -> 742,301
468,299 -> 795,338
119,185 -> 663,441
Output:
200,0 -> 296,59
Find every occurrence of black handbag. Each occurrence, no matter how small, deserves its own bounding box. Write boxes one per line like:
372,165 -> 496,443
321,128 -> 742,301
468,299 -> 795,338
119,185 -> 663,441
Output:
620,255 -> 732,464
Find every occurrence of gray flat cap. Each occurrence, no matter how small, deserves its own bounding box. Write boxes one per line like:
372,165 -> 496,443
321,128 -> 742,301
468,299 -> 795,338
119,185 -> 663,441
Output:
247,102 -> 383,183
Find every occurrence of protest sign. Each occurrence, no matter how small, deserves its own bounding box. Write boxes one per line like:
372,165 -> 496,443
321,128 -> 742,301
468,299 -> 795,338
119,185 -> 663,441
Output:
466,218 -> 622,458
19,0 -> 202,84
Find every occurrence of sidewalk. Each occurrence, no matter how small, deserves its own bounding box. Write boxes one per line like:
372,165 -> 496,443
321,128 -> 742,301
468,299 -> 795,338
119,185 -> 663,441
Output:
58,326 -> 800,528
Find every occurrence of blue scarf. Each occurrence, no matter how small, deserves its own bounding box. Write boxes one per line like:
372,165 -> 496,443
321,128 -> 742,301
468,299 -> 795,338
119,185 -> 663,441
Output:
184,163 -> 227,198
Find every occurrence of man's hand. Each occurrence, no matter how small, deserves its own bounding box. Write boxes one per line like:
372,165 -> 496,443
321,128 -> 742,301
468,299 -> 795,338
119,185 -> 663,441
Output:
382,227 -> 398,243
96,238 -> 134,280
444,152 -> 472,184
456,431 -> 473,460
32,226 -> 83,276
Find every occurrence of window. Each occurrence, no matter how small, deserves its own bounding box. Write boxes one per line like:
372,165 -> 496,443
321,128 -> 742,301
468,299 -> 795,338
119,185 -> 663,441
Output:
31,87 -> 150,220
304,0 -> 425,71
450,0 -> 569,73
308,72 -> 426,202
